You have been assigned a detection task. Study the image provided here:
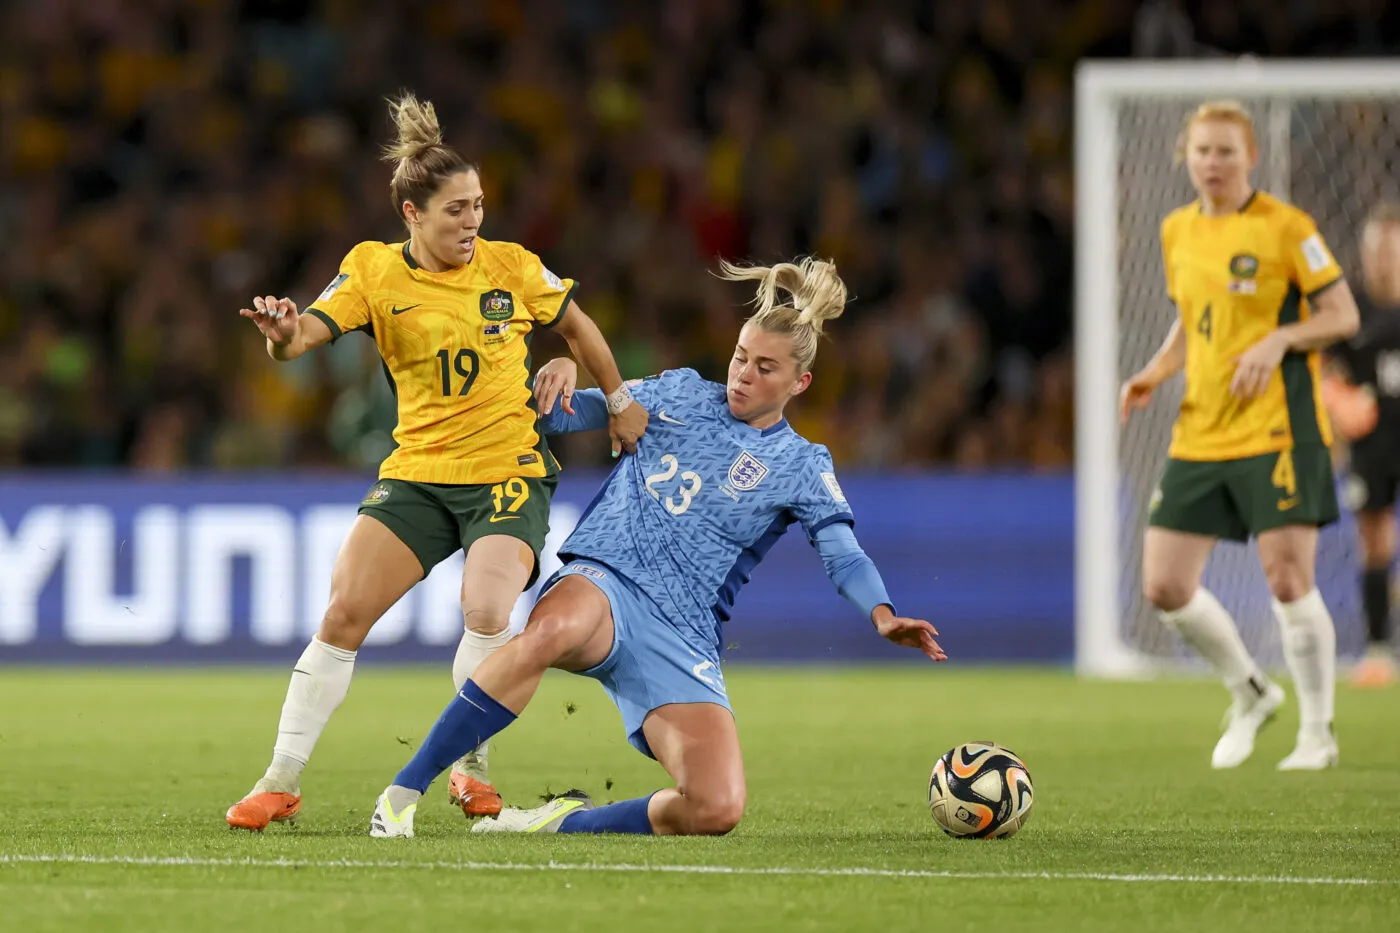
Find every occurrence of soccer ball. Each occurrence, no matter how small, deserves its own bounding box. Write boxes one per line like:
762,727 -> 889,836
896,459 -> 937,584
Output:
928,742 -> 1034,839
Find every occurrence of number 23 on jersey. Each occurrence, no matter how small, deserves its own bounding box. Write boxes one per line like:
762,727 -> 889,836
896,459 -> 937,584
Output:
645,454 -> 703,516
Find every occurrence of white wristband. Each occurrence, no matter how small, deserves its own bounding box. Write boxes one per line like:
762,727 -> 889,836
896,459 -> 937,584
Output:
605,384 -> 633,415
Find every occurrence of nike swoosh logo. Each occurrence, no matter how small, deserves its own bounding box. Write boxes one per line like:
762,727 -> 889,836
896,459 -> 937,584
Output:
1277,497 -> 1299,510
488,514 -> 521,523
457,692 -> 489,713
391,304 -> 422,315
657,410 -> 686,425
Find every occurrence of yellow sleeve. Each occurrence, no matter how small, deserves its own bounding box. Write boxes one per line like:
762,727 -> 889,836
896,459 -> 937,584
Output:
1160,217 -> 1177,303
306,244 -> 371,340
1286,212 -> 1344,299
514,246 -> 578,327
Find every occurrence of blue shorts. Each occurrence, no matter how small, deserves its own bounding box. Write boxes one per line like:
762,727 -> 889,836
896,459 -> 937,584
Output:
541,559 -> 730,759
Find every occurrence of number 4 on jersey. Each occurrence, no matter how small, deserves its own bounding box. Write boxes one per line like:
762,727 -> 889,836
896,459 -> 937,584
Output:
1196,303 -> 1212,342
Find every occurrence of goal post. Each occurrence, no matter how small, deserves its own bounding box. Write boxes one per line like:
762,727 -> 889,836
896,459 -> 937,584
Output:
1074,59 -> 1400,678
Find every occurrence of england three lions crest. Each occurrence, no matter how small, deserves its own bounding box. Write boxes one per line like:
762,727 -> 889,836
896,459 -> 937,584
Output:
727,451 -> 769,491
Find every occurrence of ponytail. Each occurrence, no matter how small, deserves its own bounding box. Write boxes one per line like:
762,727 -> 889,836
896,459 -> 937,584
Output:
716,257 -> 847,371
382,92 -> 477,223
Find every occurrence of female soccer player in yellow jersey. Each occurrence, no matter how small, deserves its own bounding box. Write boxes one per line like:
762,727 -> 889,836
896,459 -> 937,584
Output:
1121,101 -> 1360,771
225,93 -> 649,831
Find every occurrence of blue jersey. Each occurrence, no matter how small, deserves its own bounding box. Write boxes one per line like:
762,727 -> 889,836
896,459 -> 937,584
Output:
541,369 -> 855,647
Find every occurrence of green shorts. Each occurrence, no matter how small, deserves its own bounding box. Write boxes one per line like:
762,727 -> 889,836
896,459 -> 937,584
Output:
357,475 -> 558,585
1148,446 -> 1338,542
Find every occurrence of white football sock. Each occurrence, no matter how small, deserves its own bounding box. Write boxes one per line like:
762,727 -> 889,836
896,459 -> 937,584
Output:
453,627 -> 515,689
253,637 -> 357,794
451,628 -> 515,771
1273,589 -> 1336,733
1159,588 -> 1266,698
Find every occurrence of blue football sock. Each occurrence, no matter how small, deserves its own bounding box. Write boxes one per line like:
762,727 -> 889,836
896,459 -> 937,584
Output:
557,793 -> 656,834
392,681 -> 516,793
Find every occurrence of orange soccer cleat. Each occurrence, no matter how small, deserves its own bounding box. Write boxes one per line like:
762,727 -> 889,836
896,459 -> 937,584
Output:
1351,652 -> 1397,688
226,792 -> 302,831
448,771 -> 503,818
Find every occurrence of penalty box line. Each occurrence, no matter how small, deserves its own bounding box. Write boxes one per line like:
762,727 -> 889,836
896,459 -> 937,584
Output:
1,854 -> 1395,887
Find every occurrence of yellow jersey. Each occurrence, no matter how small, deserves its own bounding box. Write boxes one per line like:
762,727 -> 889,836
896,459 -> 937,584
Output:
306,238 -> 576,485
1160,191 -> 1344,461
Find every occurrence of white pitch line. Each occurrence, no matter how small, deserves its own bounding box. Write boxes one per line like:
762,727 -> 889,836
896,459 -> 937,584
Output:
0,854 -> 1394,887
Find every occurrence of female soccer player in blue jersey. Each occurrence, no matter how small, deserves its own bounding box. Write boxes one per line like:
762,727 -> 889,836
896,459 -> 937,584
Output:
368,256 -> 945,838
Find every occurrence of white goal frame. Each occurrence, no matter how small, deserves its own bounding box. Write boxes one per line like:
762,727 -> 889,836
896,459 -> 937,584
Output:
1074,59 -> 1400,678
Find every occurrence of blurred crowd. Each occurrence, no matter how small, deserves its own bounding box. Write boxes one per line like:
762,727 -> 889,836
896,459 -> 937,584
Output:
1,0 -> 1394,473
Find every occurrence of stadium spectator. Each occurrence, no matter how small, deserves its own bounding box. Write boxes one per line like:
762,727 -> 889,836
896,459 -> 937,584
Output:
3,0 -> 1390,471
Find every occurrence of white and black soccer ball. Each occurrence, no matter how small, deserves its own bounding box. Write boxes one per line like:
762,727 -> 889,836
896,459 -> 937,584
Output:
928,742 -> 1034,839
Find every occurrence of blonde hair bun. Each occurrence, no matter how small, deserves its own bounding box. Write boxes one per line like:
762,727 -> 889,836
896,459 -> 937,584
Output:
717,256 -> 848,371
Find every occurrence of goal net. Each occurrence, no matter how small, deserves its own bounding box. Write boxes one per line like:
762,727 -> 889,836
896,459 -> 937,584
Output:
1075,60 -> 1400,677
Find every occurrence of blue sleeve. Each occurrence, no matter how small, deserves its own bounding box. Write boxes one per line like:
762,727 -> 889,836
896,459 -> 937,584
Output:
537,388 -> 609,435
791,445 -> 856,540
537,369 -> 690,435
814,522 -> 894,620
627,369 -> 697,409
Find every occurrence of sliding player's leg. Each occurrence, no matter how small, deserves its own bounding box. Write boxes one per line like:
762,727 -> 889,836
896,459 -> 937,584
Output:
370,570 -> 614,837
481,702 -> 745,836
445,475 -> 557,815
474,567 -> 740,836
630,702 -> 746,836
226,510 -> 434,830
1146,458 -> 1282,768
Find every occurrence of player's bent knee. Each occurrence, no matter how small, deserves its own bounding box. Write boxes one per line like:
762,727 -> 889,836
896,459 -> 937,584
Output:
516,609 -> 592,665
462,605 -> 511,637
692,802 -> 744,836
1266,570 -> 1312,604
1142,577 -> 1192,613
688,788 -> 746,836
318,597 -> 375,649
1259,551 -> 1313,604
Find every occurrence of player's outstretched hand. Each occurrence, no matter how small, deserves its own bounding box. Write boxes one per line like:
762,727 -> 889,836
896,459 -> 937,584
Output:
534,357 -> 578,415
874,611 -> 947,662
1231,331 -> 1288,399
1119,371 -> 1157,424
239,296 -> 299,346
609,401 -> 648,457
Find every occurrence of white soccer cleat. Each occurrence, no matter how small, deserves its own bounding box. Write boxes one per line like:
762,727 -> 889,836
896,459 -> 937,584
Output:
1211,681 -> 1285,769
1277,730 -> 1339,771
369,788 -> 417,838
471,790 -> 593,834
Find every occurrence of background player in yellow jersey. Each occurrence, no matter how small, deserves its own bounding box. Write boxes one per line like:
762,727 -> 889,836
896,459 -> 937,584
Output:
225,94 -> 648,830
1121,102 -> 1360,771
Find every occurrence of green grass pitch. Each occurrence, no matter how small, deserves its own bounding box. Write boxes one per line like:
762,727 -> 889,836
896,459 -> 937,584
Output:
1,666 -> 1397,932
